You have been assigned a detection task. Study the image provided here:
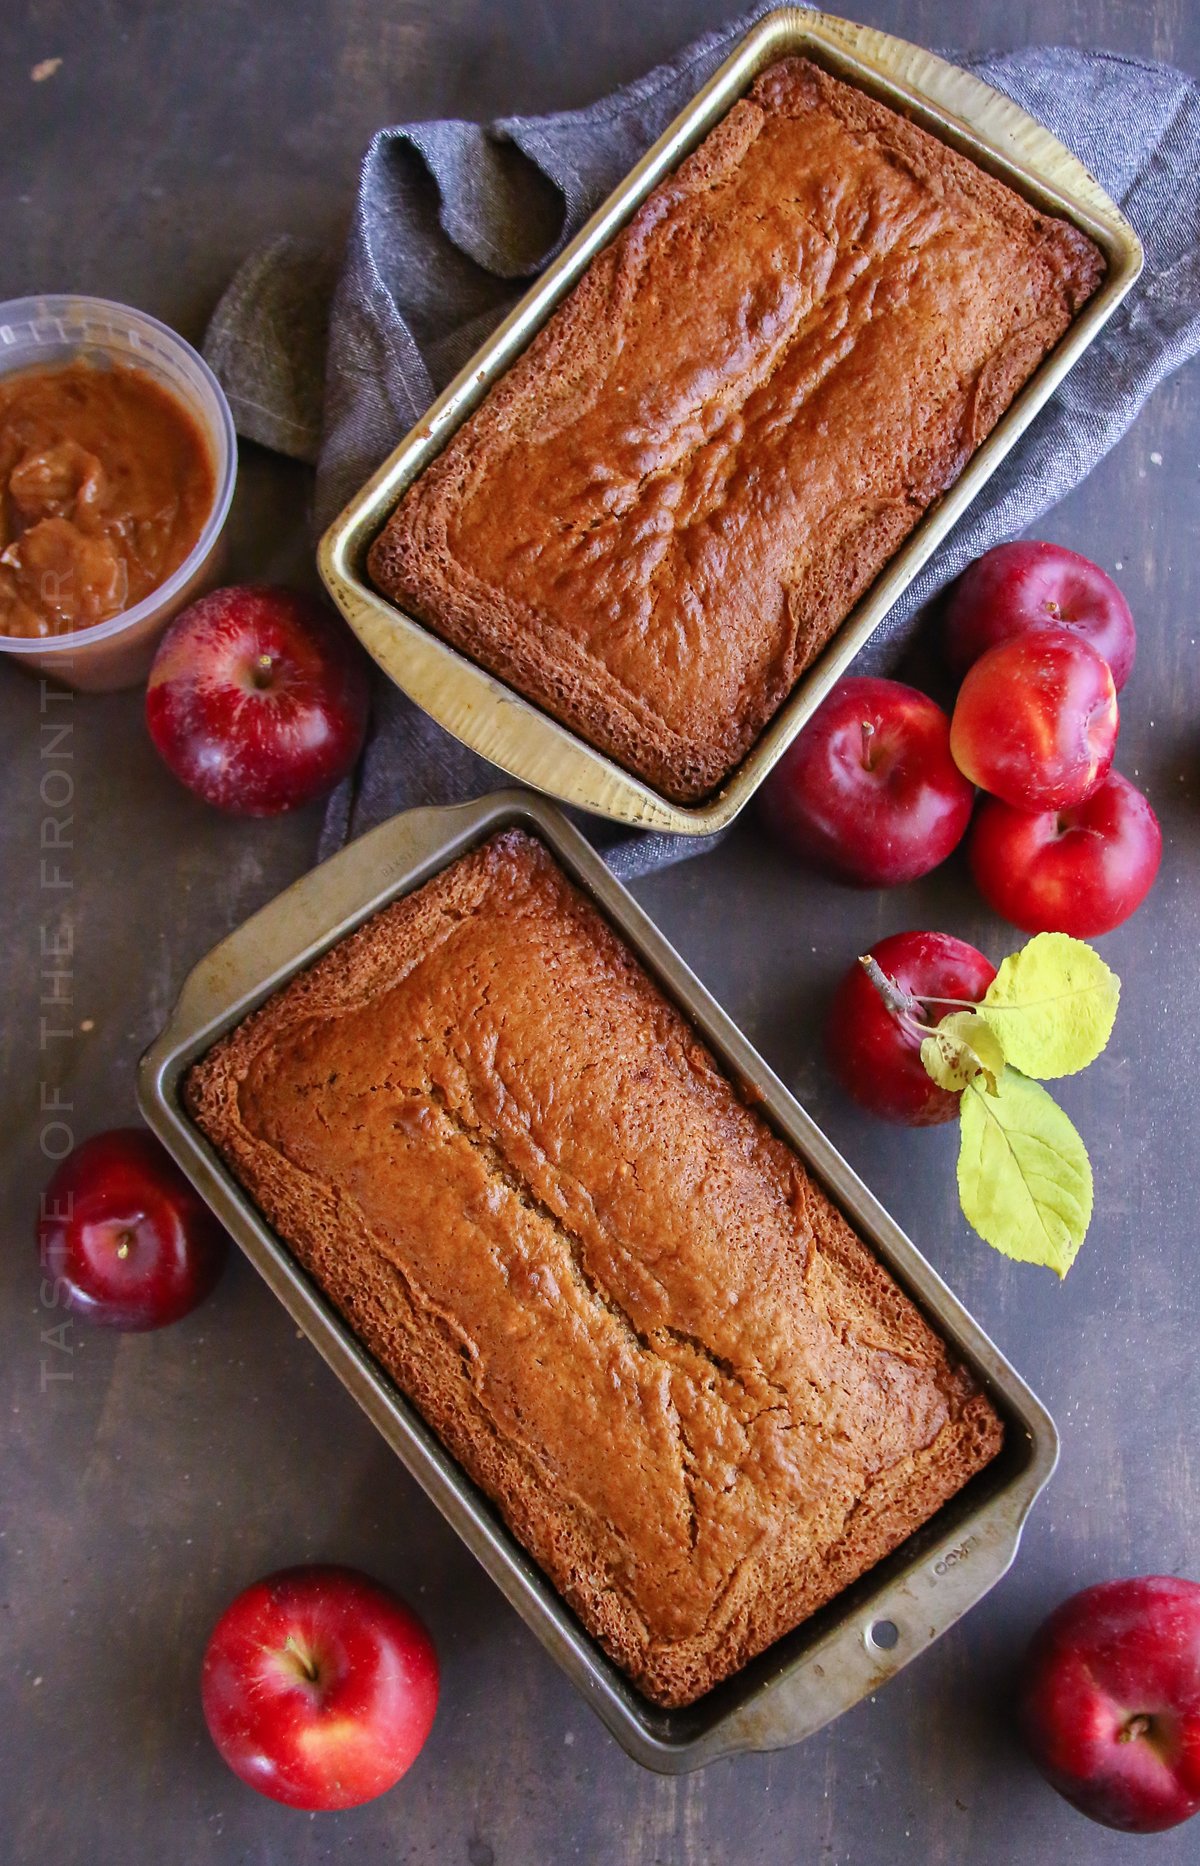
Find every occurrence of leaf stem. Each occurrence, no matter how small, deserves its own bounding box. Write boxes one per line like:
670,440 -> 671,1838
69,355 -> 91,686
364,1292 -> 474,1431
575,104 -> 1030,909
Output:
913,990 -> 987,1010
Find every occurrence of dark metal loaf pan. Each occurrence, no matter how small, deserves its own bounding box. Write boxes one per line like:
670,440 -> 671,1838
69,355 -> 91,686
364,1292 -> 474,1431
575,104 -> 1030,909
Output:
138,790 -> 1057,1772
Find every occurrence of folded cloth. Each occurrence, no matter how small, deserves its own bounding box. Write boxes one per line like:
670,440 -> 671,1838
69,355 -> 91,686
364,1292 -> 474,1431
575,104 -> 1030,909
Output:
203,4 -> 1200,879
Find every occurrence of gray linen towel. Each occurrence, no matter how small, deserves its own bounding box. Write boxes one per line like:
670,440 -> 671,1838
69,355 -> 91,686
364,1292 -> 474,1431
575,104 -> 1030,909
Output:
204,5 -> 1200,879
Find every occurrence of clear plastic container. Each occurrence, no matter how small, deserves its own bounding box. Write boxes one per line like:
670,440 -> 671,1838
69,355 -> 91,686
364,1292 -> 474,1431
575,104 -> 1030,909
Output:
0,295 -> 237,691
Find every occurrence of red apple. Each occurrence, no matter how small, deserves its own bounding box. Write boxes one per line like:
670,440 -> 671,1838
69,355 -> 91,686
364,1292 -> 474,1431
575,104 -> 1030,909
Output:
949,627 -> 1118,811
37,1127 -> 227,1330
1019,1576 -> 1200,1833
760,676 -> 975,886
826,930 -> 997,1125
146,585 -> 370,815
969,770 -> 1161,936
201,1565 -> 439,1810
945,541 -> 1136,689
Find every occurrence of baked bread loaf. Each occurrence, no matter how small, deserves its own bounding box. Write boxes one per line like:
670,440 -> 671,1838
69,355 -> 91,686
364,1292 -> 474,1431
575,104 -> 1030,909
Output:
186,830 -> 1003,1707
367,56 -> 1104,804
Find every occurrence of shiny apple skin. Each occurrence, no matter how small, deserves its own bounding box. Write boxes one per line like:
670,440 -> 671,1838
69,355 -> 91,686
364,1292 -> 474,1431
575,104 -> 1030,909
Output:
201,1565 -> 439,1810
969,770 -> 1161,936
1019,1577 -> 1200,1834
949,626 -> 1118,811
944,541 -> 1136,689
759,676 -> 975,886
37,1127 -> 227,1330
827,931 -> 997,1125
146,585 -> 370,816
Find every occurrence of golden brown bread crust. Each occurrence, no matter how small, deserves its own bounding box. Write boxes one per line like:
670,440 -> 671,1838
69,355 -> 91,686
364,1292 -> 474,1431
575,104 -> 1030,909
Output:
185,831 -> 1003,1706
367,56 -> 1105,805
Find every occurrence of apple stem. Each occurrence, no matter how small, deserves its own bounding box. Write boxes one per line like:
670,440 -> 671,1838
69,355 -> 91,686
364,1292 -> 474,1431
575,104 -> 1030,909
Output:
115,1229 -> 133,1260
858,956 -> 940,1040
252,653 -> 275,691
860,719 -> 876,771
282,1634 -> 320,1683
1119,1714 -> 1153,1744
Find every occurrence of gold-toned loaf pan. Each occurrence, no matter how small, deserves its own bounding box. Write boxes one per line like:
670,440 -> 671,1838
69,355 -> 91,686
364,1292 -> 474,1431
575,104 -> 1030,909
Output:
318,8 -> 1143,835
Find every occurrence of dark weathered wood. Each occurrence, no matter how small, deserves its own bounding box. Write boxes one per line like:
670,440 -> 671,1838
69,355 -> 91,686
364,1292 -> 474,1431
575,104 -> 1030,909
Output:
1,3 -> 1197,1861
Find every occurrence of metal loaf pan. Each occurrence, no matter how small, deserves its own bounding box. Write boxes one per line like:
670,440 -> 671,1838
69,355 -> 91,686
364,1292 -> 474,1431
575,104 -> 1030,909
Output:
138,791 -> 1057,1773
317,8 -> 1143,837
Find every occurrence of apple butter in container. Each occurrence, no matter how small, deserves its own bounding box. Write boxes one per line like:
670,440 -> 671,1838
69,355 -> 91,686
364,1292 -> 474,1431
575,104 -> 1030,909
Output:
0,296 -> 236,690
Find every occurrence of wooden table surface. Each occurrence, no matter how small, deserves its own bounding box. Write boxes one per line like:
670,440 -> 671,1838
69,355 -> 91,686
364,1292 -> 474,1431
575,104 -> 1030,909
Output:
3,3 -> 1197,1861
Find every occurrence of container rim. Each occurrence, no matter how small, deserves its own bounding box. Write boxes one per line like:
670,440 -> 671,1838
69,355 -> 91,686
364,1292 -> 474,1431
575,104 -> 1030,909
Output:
0,292 -> 238,655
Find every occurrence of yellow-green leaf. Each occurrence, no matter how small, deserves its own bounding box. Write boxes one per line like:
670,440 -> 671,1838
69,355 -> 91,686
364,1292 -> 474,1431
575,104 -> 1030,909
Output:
957,1068 -> 1092,1277
979,933 -> 1120,1080
920,1011 -> 1007,1095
